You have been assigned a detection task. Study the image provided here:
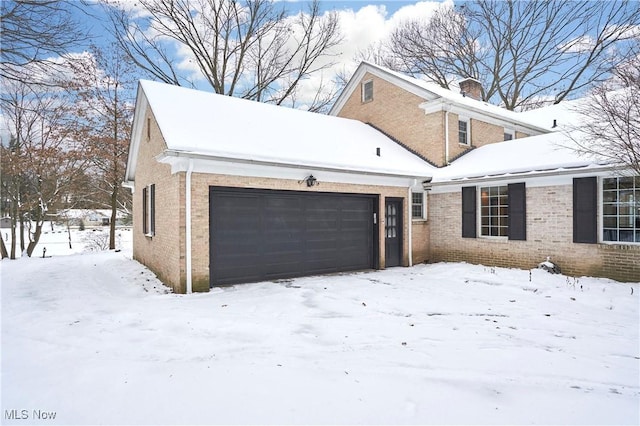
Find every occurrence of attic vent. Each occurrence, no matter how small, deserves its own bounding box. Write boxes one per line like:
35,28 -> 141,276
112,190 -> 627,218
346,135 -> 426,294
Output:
376,147 -> 381,156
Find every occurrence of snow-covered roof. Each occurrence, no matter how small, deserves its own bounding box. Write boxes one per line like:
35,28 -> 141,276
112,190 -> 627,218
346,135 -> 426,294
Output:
518,98 -> 585,131
126,80 -> 434,181
330,62 -> 549,135
432,131 -> 609,183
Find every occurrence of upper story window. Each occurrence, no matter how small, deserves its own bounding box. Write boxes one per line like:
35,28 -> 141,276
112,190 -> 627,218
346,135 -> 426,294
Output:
412,192 -> 425,219
458,118 -> 469,145
362,80 -> 373,103
480,185 -> 508,237
602,176 -> 639,243
504,129 -> 514,141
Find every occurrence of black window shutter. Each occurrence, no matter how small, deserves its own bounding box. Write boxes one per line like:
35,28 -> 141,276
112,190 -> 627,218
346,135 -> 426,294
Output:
573,177 -> 597,243
150,184 -> 156,235
462,186 -> 477,238
508,182 -> 526,240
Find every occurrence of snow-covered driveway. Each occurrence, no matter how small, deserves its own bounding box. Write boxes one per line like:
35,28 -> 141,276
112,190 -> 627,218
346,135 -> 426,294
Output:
2,251 -> 638,425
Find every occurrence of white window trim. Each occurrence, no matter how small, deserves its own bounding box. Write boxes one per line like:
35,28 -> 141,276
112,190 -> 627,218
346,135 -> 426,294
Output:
458,116 -> 470,146
504,128 -> 515,141
361,79 -> 373,103
598,176 -> 640,245
144,183 -> 155,237
411,191 -> 427,221
478,185 -> 508,239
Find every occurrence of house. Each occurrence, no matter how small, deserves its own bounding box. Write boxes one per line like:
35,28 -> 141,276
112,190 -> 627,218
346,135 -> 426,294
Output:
125,64 -> 639,292
332,62 -> 639,282
0,217 -> 11,229
124,80 -> 435,293
56,209 -> 130,228
329,62 -> 550,166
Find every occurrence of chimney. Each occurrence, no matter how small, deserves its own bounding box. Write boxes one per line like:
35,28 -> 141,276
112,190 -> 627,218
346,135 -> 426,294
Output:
459,77 -> 483,101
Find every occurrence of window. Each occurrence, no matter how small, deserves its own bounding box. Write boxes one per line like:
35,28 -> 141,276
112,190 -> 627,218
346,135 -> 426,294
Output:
602,176 -> 640,243
458,118 -> 469,145
504,129 -> 514,141
385,202 -> 397,238
143,184 -> 155,236
362,80 -> 373,103
412,192 -> 425,219
480,185 -> 508,237
463,184 -> 526,240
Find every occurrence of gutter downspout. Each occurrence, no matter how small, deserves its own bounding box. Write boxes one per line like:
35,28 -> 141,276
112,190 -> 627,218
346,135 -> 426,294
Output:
407,185 -> 413,267
185,159 -> 194,294
444,108 -> 450,165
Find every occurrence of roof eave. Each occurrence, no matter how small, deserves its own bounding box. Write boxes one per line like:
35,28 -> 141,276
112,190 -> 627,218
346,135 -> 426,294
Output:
123,82 -> 148,183
157,149 -> 433,181
431,164 -> 617,186
419,99 -> 549,135
329,62 -> 438,116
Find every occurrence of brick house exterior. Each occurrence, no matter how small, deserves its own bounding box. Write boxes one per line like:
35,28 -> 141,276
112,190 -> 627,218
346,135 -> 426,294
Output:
329,62 -> 549,167
428,179 -> 640,283
331,62 -> 640,282
125,80 -> 433,293
125,64 -> 640,290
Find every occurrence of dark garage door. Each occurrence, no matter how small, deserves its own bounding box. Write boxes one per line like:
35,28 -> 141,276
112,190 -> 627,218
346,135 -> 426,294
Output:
210,187 -> 378,286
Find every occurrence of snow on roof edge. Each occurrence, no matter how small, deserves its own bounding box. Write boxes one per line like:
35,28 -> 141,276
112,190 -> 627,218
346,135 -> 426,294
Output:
137,80 -> 435,180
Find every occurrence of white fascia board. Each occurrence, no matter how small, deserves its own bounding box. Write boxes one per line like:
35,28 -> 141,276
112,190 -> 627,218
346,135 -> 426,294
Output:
429,165 -> 618,193
157,151 -> 430,188
419,100 -> 548,136
124,85 -> 148,183
329,65 -> 367,116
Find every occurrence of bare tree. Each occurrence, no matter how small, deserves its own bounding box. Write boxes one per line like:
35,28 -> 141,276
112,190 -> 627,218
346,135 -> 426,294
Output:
106,0 -> 343,110
0,78 -> 90,257
568,45 -> 640,175
387,6 -> 484,92
384,0 -> 640,110
0,0 -> 90,84
69,45 -> 135,250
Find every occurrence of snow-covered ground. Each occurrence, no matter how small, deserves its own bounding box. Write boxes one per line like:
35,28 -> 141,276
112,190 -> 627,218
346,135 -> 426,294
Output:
0,223 -> 132,258
1,229 -> 638,425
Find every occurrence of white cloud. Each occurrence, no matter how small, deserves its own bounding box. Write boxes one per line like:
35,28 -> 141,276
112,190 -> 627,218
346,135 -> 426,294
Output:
603,23 -> 640,40
117,1 -> 450,109
558,35 -> 596,54
290,1 -> 449,109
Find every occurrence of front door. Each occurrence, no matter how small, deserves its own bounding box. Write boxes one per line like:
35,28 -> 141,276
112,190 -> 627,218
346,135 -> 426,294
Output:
385,199 -> 402,267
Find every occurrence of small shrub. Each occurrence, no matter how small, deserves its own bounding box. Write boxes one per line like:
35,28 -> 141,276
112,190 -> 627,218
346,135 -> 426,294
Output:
82,231 -> 109,252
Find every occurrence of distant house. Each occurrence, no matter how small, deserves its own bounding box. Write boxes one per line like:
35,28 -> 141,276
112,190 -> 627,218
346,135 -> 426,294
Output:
57,209 -> 130,228
125,64 -> 639,293
0,217 -> 11,229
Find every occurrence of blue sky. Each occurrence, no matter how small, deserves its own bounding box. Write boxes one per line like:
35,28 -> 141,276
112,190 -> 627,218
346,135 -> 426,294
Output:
80,1 -> 435,44
71,0 -> 451,105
